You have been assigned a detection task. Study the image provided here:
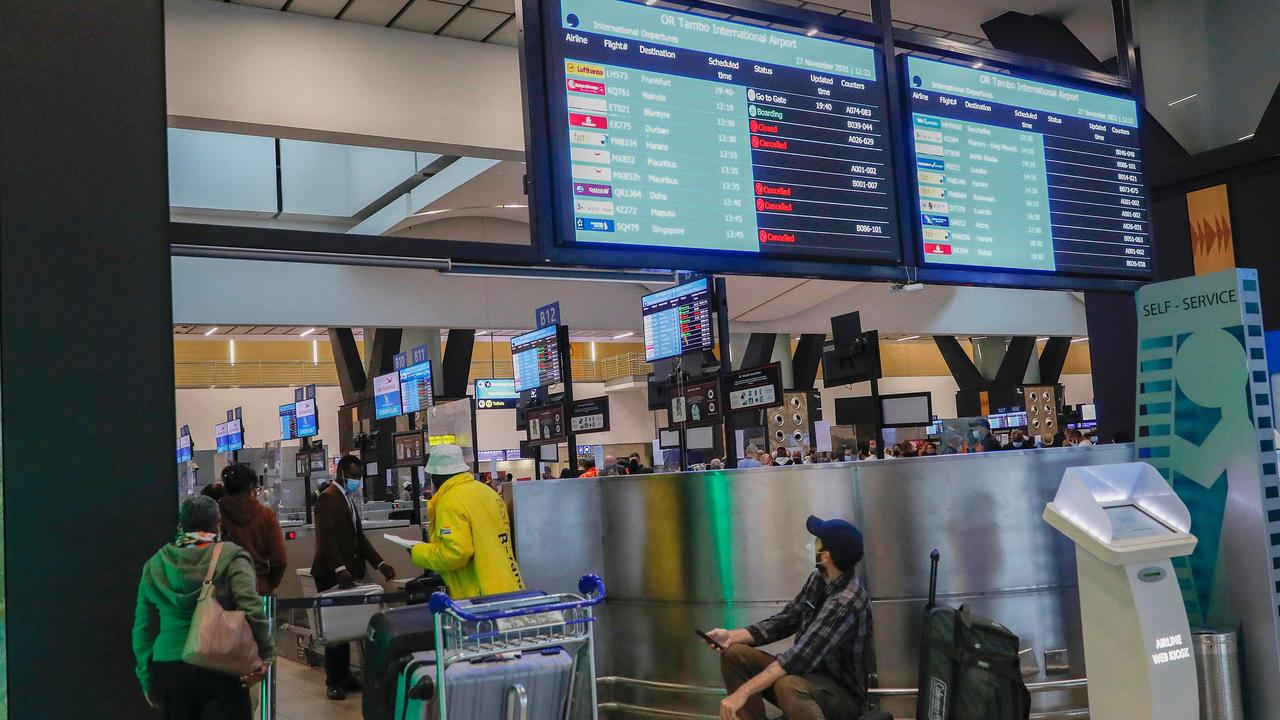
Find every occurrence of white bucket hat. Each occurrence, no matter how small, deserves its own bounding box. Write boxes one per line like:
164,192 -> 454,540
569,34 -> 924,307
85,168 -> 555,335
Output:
425,444 -> 469,476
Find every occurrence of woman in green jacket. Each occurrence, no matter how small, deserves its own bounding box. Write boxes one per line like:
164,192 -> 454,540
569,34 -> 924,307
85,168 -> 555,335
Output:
132,495 -> 274,718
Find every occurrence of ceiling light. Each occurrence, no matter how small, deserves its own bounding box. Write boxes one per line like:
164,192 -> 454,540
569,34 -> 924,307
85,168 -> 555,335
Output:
807,29 -> 818,36
476,330 -> 490,336
1036,337 -> 1049,342
897,335 -> 920,341
312,339 -> 319,365
299,328 -> 317,337
1239,133 -> 1255,142
499,203 -> 528,209
1071,337 -> 1088,343
970,336 -> 987,341
204,327 -> 219,336
612,332 -> 635,340
229,339 -> 236,365
971,61 -> 984,69
1167,93 -> 1198,107
591,342 -> 597,361
645,0 -> 657,5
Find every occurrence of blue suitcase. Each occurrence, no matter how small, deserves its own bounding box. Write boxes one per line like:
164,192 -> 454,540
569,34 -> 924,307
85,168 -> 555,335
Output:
394,646 -> 575,719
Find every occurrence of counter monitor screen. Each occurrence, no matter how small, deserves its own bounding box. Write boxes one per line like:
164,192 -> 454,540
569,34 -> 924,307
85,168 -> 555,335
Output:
295,398 -> 318,438
279,403 -> 298,441
512,325 -> 563,392
374,371 -> 403,420
905,56 -> 1149,277
214,422 -> 229,454
177,433 -> 193,464
540,0 -> 901,261
224,418 -> 244,453
400,360 -> 434,414
642,277 -> 714,361
1105,504 -> 1174,542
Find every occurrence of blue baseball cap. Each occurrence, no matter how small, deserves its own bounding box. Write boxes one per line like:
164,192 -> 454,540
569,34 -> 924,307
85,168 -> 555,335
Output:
807,516 -> 864,568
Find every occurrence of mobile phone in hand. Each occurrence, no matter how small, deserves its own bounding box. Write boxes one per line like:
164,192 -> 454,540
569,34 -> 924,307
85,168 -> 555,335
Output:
694,629 -> 725,651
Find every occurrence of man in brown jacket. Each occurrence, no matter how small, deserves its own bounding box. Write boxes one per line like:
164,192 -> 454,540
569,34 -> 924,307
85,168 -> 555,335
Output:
312,455 -> 396,700
218,464 -> 287,594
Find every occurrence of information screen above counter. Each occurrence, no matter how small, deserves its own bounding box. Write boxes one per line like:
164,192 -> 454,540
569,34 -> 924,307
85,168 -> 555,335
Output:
642,277 -> 714,362
903,56 -> 1149,278
512,325 -> 564,392
531,0 -> 901,264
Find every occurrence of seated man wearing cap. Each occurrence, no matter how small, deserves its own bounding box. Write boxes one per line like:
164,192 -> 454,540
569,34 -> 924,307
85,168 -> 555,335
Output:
406,444 -> 525,599
706,516 -> 872,720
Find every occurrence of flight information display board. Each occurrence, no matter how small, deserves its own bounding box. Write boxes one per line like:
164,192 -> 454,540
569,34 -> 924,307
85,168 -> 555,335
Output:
475,378 -> 519,410
400,361 -> 434,414
642,277 -> 714,361
279,403 -> 297,441
513,325 -> 564,392
904,57 -> 1148,277
541,0 -> 900,261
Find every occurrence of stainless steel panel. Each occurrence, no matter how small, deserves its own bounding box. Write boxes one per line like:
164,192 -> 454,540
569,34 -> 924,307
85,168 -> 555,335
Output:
505,446 -> 1134,719
854,445 -> 1131,600
599,465 -> 857,603
277,524 -> 423,599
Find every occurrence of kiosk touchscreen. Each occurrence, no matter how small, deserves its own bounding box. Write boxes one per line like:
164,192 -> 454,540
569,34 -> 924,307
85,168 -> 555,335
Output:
1043,462 -> 1198,720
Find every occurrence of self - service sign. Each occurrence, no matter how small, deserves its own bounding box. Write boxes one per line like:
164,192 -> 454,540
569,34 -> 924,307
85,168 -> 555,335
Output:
724,363 -> 784,413
570,396 -> 610,434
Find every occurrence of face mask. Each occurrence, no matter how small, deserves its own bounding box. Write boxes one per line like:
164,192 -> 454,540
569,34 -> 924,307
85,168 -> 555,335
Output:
843,453 -> 853,460
1011,441 -> 1024,448
344,478 -> 361,494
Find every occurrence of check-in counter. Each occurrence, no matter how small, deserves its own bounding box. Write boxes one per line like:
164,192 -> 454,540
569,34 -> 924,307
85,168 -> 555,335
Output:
509,444 -> 1133,718
277,520 -> 424,599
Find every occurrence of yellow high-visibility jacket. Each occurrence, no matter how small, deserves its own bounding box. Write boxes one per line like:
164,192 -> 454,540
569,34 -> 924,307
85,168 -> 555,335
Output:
411,472 -> 524,599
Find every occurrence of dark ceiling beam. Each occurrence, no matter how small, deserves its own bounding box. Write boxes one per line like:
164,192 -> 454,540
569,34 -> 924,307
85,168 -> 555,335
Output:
741,333 -> 777,369
1039,337 -> 1072,385
441,329 -> 476,398
330,328 -> 366,404
791,333 -> 826,391
993,336 -> 1036,386
933,336 -> 987,391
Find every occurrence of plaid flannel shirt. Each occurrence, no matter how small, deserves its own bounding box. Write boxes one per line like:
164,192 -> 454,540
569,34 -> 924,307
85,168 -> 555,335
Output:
746,569 -> 872,701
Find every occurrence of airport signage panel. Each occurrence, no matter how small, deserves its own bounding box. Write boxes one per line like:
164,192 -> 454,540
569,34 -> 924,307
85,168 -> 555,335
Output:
569,396 -> 611,434
525,403 -> 568,445
723,362 -> 783,413
904,56 -> 1149,277
669,377 -> 722,425
476,378 -> 519,409
295,399 -> 318,438
373,371 -> 403,420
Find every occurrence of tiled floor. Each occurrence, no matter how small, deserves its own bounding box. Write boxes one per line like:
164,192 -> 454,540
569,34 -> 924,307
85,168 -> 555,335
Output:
274,659 -> 362,720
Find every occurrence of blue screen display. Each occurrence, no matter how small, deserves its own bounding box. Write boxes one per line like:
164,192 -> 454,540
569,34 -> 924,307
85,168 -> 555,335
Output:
542,0 -> 900,261
904,57 -> 1149,277
399,361 -> 434,414
177,433 -> 192,464
512,326 -> 562,392
475,378 -> 519,410
295,399 -> 318,438
224,418 -> 244,453
279,403 -> 297,441
214,422 -> 229,454
642,277 -> 714,361
374,371 -> 403,420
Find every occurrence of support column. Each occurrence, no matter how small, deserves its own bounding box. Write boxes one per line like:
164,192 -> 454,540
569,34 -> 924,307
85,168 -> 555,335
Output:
1,1 -> 174,716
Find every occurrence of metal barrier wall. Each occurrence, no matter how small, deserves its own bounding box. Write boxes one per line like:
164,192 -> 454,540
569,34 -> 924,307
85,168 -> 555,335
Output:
511,444 -> 1133,719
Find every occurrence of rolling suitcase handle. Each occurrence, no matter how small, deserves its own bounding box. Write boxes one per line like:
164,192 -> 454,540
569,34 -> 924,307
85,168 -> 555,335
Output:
505,684 -> 529,720
927,549 -> 940,610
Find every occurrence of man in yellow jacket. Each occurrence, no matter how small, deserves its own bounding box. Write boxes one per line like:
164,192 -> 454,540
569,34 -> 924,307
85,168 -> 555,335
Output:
408,444 -> 524,599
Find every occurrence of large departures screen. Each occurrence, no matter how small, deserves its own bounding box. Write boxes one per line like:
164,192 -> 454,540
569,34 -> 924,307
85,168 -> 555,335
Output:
904,57 -> 1149,277
541,0 -> 900,261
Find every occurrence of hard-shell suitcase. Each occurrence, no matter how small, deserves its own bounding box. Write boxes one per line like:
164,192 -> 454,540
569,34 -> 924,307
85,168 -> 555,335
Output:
395,647 -> 575,720
297,569 -> 386,644
915,549 -> 1030,720
364,604 -> 438,720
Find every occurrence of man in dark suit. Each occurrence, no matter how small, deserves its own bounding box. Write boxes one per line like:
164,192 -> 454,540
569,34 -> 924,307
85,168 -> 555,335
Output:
312,455 -> 396,701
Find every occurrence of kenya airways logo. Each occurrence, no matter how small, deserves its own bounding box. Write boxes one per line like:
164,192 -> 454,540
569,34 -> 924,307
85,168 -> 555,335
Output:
567,78 -> 606,95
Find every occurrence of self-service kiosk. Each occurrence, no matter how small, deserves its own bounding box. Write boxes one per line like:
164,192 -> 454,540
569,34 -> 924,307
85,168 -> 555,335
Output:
1044,462 -> 1198,720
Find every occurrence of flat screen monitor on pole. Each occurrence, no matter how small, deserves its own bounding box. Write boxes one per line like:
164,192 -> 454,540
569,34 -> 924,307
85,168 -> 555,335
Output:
295,398 -> 318,438
822,311 -> 882,386
903,56 -> 1149,278
512,325 -> 563,392
177,433 -> 193,464
373,371 -> 403,420
224,418 -> 244,453
400,360 -> 434,413
214,422 -> 229,454
642,277 -> 715,362
279,403 -> 298,441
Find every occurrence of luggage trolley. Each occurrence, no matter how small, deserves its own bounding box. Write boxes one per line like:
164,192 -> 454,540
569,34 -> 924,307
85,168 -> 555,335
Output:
422,574 -> 605,719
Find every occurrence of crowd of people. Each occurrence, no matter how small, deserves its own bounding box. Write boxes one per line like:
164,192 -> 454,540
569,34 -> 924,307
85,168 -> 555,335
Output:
135,444 -> 524,718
